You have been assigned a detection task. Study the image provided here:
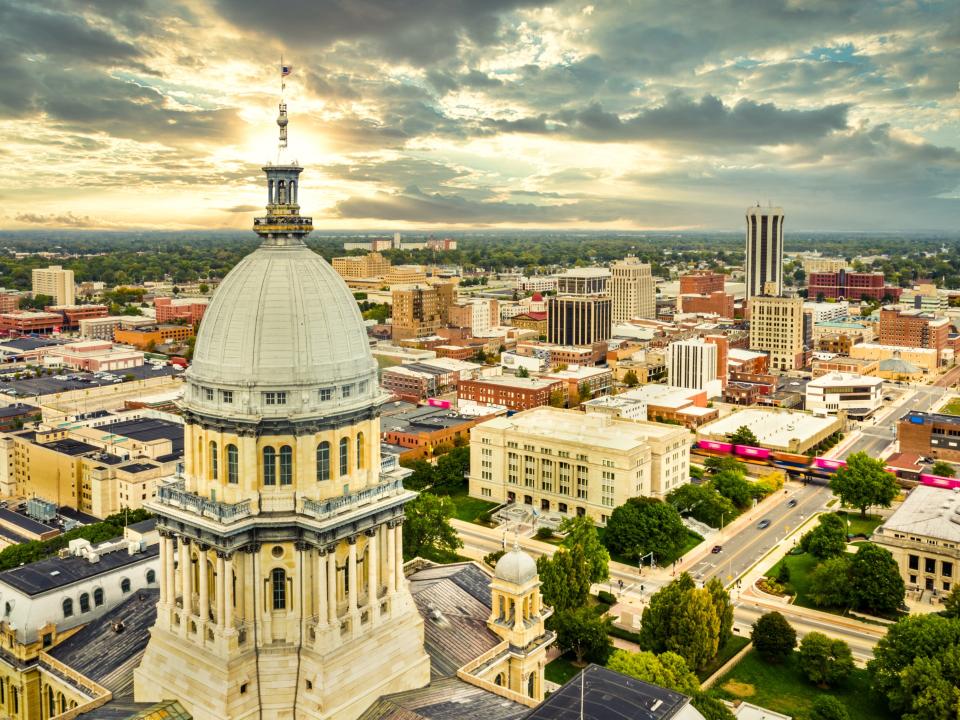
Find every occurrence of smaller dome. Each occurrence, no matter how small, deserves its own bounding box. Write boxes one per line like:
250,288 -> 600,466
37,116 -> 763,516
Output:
494,547 -> 537,585
531,292 -> 543,301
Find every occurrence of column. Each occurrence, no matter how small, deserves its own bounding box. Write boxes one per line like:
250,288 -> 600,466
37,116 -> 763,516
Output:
223,554 -> 234,632
366,527 -> 379,624
216,553 -> 226,627
326,549 -> 337,624
198,545 -> 209,623
386,523 -> 396,595
158,534 -> 169,604
393,522 -> 404,592
316,549 -> 328,626
347,537 -> 358,614
293,542 -> 305,616
166,535 -> 176,604
180,538 -> 193,617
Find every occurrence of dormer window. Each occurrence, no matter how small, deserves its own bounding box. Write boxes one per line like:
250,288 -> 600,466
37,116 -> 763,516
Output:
264,392 -> 287,406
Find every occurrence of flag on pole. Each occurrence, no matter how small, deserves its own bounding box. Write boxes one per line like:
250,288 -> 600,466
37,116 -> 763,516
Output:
281,64 -> 292,77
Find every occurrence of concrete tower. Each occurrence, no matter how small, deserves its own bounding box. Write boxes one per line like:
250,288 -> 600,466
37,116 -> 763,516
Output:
610,256 -> 655,323
745,205 -> 785,299
134,82 -> 430,720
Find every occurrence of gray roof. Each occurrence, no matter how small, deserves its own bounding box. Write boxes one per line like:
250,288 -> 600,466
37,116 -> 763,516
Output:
877,485 -> 960,543
0,541 -> 158,596
359,676 -> 527,720
408,562 -> 502,678
99,417 -> 184,455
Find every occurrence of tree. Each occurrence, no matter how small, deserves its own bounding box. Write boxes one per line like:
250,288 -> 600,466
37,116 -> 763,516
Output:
667,483 -> 736,529
434,446 -> 470,493
606,650 -> 699,696
401,459 -> 436,490
402,493 -> 462,561
943,584 -> 960,618
931,460 -> 955,478
639,574 -> 722,671
553,607 -> 613,665
706,577 -> 734,650
800,513 -> 847,558
198,283 -> 210,294
536,545 -> 591,613
604,497 -> 687,563
623,370 -> 640,387
558,516 -> 609,584
829,452 -> 898,517
703,456 -> 745,475
808,696 -> 850,720
577,381 -> 592,402
516,366 -> 530,378
809,556 -> 853,608
751,611 -> 796,663
799,632 -> 854,687
710,470 -> 753,509
849,543 -> 905,615
548,389 -> 566,408
728,425 -> 759,446
691,694 -> 735,720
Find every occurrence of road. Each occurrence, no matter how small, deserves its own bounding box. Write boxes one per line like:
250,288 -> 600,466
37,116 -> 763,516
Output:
837,384 -> 946,460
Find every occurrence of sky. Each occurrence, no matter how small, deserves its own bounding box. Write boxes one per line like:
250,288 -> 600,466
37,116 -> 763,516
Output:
0,0 -> 958,232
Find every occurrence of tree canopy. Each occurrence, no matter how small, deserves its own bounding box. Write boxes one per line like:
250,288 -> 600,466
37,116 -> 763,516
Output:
751,611 -> 796,663
798,632 -> 854,688
536,545 -> 591,613
553,607 -> 613,665
402,493 -> 462,561
604,497 -> 688,563
848,543 -> 905,615
800,513 -> 847,559
558,516 -> 609,584
829,452 -> 898,517
667,483 -> 736,529
728,425 -> 759,446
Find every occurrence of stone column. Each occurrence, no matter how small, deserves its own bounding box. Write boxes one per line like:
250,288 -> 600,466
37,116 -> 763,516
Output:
158,534 -> 170,605
223,554 -> 234,632
366,527 -> 379,624
198,545 -> 209,623
347,536 -> 358,614
393,522 -> 405,592
180,538 -> 193,617
216,552 -> 226,627
386,523 -> 396,595
316,549 -> 328,626
166,534 -> 177,604
293,541 -> 307,617
326,549 -> 337,625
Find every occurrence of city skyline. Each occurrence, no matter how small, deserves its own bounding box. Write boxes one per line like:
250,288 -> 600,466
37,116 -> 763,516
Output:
1,0 -> 958,232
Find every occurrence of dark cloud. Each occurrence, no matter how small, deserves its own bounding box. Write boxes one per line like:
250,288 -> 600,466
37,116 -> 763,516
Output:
14,212 -> 99,227
323,157 -> 466,189
220,205 -> 259,213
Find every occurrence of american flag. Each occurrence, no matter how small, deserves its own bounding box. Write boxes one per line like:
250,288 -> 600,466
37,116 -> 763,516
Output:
281,64 -> 292,77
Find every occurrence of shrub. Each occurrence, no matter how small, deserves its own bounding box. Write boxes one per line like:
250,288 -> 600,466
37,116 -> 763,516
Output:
596,590 -> 617,605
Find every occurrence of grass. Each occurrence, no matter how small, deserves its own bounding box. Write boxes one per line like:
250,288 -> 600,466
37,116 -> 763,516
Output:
709,649 -> 895,720
835,511 -> 883,538
545,654 -> 581,685
447,488 -> 498,523
766,552 -> 819,607
941,397 -> 960,416
696,635 -> 751,682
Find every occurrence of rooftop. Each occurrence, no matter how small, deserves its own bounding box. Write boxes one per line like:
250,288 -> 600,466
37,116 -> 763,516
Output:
807,372 -> 884,389
699,408 -> 839,448
877,486 -> 960,543
359,676 -> 526,720
98,417 -> 184,455
463,375 -> 558,390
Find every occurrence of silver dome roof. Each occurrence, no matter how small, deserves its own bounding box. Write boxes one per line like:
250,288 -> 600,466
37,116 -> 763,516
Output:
183,242 -> 378,421
494,547 -> 538,586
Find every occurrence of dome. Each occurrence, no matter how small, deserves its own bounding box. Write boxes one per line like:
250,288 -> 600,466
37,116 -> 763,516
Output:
494,547 -> 538,585
183,242 -> 379,421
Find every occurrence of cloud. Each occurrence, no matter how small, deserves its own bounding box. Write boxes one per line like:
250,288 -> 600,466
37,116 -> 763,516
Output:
220,205 -> 259,213
14,212 -> 101,228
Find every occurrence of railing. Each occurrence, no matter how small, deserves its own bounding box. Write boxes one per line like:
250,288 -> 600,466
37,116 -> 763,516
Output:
39,652 -> 112,704
157,481 -> 252,524
261,492 -> 296,513
302,478 -> 404,522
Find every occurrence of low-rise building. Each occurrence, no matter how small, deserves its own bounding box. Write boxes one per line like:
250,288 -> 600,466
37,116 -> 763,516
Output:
873,485 -> 960,597
583,384 -> 717,429
45,304 -> 109,329
469,406 -> 691,523
154,296 -> 208,324
697,408 -> 843,453
0,311 -> 63,334
457,376 -> 562,412
810,356 -> 879,377
79,315 -> 154,341
114,324 -> 193,350
541,365 -> 612,401
849,343 -> 938,375
805,372 -> 884,419
898,411 -> 960,462
380,404 -> 490,460
45,340 -> 144,372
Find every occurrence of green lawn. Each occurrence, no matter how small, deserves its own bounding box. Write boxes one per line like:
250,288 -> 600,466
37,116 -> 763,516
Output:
447,488 -> 498,523
545,654 -> 581,685
940,398 -> 960,416
710,650 -> 895,720
696,635 -> 750,682
766,552 -> 819,607
835,511 -> 883,538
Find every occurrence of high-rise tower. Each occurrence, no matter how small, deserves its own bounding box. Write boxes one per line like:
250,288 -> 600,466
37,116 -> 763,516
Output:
134,78 -> 430,720
610,256 -> 655,323
744,204 -> 785,299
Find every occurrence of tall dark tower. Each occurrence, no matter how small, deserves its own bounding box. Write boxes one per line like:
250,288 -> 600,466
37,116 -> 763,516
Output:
745,204 -> 785,298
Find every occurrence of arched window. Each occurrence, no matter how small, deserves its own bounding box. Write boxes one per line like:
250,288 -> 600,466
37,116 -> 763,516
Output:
226,444 -> 239,484
79,593 -> 90,613
93,588 -> 104,606
120,578 -> 131,594
339,438 -> 349,477
316,441 -> 330,481
356,433 -> 364,470
271,568 -> 286,610
209,441 -> 218,480
279,445 -> 293,485
62,598 -> 73,618
528,672 -> 536,698
146,569 -> 156,584
262,446 -> 276,485
48,686 -> 54,717
495,673 -> 504,686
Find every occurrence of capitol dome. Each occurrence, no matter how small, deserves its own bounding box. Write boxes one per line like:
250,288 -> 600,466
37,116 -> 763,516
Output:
183,242 -> 379,421
494,547 -> 538,586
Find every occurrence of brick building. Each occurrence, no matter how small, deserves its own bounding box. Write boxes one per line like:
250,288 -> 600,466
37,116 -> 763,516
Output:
679,272 -> 725,296
679,291 -> 734,318
0,311 -> 62,333
46,304 -> 109,329
457,375 -> 562,412
114,324 -> 193,350
808,270 -> 901,302
154,297 -> 208,325
878,308 -> 949,363
898,411 -> 960,462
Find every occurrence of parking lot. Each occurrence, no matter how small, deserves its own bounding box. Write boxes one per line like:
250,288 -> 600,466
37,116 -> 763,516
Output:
0,364 -> 183,400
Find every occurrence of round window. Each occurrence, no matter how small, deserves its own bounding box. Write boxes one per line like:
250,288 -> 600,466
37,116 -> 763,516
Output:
271,546 -> 284,559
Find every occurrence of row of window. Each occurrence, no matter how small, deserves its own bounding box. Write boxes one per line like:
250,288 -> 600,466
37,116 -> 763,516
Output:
199,382 -> 371,406
62,574 -> 150,618
208,435 -> 365,485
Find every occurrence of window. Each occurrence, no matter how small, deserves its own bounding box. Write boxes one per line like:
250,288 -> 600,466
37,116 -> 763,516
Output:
263,391 -> 287,405
227,444 -> 239,484
317,442 -> 330,481
62,598 -> 73,618
908,554 -> 919,570
93,588 -> 104,607
339,438 -> 349,476
221,390 -> 233,404
279,446 -> 293,485
204,387 -> 214,401
359,380 -> 368,394
319,388 -> 333,401
42,633 -> 51,648
272,568 -> 286,610
925,558 -> 936,574
146,569 -> 156,584
342,384 -> 353,399
356,433 -> 364,470
263,447 -> 276,485
121,578 -> 131,593
210,441 -> 218,480
79,593 -> 90,613
944,562 -> 954,578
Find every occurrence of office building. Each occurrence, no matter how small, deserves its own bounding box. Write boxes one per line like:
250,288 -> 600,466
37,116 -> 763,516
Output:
554,268 -> 610,295
457,375 -> 562,412
679,290 -> 735,318
469,406 -> 691,522
744,205 -> 785,299
583,384 -> 718,429
679,272 -> 725,296
805,372 -> 884,419
698,408 -> 843,454
878,307 -> 949,363
611,256 -> 655,322
666,338 -> 721,397
0,311 -> 62,334
749,295 -> 805,371
850,343 -> 938,375
547,296 -> 611,345
31,265 -> 75,306
808,270 -> 901,302
332,252 -> 391,280
898,411 -> 960,462
114,324 -> 193,349
802,301 -> 850,324
46,304 -> 109,329
391,285 -> 442,340
448,298 -> 499,335
0,289 -> 21,314
386,264 -> 428,286
154,296 -> 209,324
802,257 -> 849,275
